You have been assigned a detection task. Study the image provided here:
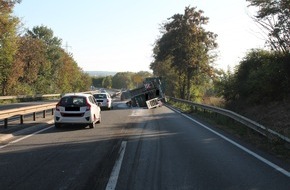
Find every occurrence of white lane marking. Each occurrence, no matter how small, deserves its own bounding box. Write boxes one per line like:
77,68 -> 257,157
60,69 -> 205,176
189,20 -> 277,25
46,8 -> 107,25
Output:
105,141 -> 127,190
168,105 -> 290,178
0,125 -> 54,149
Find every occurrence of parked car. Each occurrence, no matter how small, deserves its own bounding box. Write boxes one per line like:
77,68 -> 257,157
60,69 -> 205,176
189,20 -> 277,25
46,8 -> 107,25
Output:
93,93 -> 112,110
54,93 -> 101,128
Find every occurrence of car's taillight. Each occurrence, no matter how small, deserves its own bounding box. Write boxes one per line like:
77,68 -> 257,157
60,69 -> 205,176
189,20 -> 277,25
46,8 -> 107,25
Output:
56,103 -> 60,111
86,100 -> 91,111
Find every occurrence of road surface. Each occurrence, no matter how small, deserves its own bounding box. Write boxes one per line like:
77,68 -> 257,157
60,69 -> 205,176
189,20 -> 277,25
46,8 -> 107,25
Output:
0,101 -> 289,189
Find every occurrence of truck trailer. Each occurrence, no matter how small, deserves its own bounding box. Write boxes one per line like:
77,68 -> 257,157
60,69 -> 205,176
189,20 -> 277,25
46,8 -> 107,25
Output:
128,77 -> 165,109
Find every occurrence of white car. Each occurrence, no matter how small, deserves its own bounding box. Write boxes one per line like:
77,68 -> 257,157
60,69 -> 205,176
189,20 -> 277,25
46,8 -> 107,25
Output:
54,93 -> 101,128
93,93 -> 112,110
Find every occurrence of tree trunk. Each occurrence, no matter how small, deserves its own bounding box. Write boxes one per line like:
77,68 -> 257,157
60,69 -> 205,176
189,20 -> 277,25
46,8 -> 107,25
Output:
186,67 -> 194,100
1,81 -> 7,96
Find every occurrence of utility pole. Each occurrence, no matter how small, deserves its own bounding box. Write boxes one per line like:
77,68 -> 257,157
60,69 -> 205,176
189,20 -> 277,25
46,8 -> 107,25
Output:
63,41 -> 72,53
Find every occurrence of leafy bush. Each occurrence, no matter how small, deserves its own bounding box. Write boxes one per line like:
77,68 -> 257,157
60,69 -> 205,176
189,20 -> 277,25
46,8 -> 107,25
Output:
219,49 -> 290,106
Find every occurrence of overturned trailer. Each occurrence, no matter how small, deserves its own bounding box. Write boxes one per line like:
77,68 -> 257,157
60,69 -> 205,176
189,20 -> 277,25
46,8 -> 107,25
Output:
129,77 -> 165,109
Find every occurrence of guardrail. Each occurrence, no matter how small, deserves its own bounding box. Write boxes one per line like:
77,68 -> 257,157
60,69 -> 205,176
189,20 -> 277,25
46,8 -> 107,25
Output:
169,97 -> 290,144
0,94 -> 61,100
0,103 -> 56,128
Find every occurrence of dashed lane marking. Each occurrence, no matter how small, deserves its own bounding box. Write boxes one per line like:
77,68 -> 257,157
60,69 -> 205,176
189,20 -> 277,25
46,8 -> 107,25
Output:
105,141 -> 127,190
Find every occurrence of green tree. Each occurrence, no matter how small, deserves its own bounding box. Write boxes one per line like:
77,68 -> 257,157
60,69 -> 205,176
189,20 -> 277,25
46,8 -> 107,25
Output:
55,51 -> 89,93
6,36 -> 48,95
151,6 -> 217,100
131,71 -> 152,88
220,49 -> 290,105
132,74 -> 143,88
26,25 -> 62,47
102,76 -> 112,88
247,0 -> 290,53
214,68 -> 237,103
150,57 -> 178,97
136,71 -> 153,79
24,25 -> 91,94
112,72 -> 134,89
81,72 -> 92,91
92,77 -> 105,88
0,0 -> 20,95
26,25 -> 63,93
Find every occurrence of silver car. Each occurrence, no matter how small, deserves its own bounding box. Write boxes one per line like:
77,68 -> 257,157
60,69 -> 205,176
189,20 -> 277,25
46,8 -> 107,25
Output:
54,93 -> 101,128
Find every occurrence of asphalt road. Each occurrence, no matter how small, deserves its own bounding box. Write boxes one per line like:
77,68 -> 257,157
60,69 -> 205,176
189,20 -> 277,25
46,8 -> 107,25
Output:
0,101 -> 289,190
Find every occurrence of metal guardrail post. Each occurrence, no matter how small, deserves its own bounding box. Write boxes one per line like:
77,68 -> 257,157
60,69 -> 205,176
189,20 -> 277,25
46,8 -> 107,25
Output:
20,115 -> 24,124
4,119 -> 8,128
0,103 -> 56,128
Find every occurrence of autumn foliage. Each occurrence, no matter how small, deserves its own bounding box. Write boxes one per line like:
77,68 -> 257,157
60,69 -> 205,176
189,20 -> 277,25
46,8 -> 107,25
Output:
0,0 -> 91,95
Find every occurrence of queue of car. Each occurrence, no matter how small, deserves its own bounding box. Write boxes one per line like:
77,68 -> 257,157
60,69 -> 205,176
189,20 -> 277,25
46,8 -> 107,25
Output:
53,89 -> 115,129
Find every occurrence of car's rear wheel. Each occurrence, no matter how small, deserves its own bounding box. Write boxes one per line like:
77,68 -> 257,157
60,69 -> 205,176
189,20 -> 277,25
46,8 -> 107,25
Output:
55,123 -> 61,128
97,114 -> 101,124
89,122 -> 95,128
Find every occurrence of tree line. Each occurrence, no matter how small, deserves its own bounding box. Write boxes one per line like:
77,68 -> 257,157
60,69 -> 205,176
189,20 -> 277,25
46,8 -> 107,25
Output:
216,0 -> 290,108
2,0 -> 289,109
151,1 -> 290,109
0,1 -> 152,96
92,71 -> 153,90
0,0 -> 93,95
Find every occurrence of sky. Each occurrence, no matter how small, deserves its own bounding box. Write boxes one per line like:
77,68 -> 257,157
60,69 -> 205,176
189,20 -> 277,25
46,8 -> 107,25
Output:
13,0 -> 266,72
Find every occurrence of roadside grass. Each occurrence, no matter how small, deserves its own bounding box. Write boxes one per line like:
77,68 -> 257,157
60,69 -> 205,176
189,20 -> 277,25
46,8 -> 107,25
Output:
167,100 -> 290,164
0,99 -> 19,105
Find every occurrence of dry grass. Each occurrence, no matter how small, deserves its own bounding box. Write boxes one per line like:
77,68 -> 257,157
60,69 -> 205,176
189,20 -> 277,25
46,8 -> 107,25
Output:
202,96 -> 225,107
238,100 -> 290,138
201,96 -> 290,138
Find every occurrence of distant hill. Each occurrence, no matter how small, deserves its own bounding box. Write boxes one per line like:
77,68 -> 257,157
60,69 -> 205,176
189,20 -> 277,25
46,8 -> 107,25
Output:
86,71 -> 117,77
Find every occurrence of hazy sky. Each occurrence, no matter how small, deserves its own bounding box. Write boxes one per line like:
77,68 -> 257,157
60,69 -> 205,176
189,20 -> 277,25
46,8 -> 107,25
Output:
13,0 -> 265,72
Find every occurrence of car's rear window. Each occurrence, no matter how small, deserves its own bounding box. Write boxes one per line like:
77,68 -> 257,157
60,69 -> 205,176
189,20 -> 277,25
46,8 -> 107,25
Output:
59,96 -> 87,106
93,94 -> 107,99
